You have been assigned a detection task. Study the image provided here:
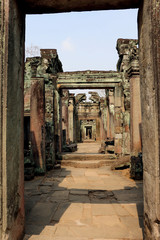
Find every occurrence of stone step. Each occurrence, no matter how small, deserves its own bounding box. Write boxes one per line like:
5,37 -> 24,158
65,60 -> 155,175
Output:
23,235 -> 142,240
83,139 -> 96,143
59,159 -> 117,168
59,153 -> 116,161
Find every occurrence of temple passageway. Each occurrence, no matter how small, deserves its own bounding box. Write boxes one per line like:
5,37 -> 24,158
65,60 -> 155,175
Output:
24,147 -> 143,240
73,142 -> 101,154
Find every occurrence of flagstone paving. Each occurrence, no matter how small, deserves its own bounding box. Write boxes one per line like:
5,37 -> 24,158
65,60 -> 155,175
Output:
24,143 -> 143,240
24,166 -> 143,240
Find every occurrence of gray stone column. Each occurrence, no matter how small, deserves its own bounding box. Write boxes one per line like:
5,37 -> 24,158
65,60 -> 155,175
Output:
0,1 -> 25,239
139,1 -> 160,239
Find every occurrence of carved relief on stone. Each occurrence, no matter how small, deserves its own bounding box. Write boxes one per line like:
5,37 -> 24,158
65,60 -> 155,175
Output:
88,92 -> 100,103
75,94 -> 86,104
109,104 -> 115,115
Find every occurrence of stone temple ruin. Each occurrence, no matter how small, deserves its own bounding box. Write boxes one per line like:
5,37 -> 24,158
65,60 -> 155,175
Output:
24,39 -> 142,178
1,1 -> 160,239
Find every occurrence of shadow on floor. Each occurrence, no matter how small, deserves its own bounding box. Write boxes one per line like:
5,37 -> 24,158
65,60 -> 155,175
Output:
24,166 -> 143,239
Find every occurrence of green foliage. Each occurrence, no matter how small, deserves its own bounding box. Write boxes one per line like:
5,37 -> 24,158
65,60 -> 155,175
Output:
34,167 -> 45,176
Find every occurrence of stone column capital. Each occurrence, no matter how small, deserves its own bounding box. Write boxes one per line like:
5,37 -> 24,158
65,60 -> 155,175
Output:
127,60 -> 139,78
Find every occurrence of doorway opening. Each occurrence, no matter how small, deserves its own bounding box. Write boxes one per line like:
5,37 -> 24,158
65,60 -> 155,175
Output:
23,8 -> 143,240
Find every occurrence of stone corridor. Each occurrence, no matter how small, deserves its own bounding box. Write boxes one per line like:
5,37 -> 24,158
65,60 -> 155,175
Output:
24,143 -> 143,240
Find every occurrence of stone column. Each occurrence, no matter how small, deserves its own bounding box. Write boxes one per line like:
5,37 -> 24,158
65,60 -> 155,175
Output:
128,60 -> 142,156
108,89 -> 115,139
139,1 -> 160,238
30,78 -> 46,171
45,78 -> 56,169
68,94 -> 75,143
100,98 -> 107,142
114,85 -> 123,155
61,90 -> 69,145
106,105 -> 110,139
0,1 -> 25,239
59,90 -> 63,152
54,89 -> 60,153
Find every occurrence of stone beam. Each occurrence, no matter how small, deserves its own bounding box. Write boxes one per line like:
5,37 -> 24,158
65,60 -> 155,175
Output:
57,71 -> 122,89
24,0 -> 140,14
58,83 -> 120,89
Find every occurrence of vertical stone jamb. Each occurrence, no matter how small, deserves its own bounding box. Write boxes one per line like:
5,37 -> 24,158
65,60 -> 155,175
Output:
139,1 -> 160,238
0,0 -> 25,239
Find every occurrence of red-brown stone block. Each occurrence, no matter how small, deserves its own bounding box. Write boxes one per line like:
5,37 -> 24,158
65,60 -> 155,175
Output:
30,78 -> 46,170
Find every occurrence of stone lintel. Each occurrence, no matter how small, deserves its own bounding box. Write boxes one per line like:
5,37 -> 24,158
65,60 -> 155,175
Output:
24,0 -> 140,14
57,71 -> 122,89
59,84 -> 119,89
24,113 -> 30,117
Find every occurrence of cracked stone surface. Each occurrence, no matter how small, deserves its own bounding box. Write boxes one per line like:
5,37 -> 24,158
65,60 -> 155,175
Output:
24,166 -> 143,239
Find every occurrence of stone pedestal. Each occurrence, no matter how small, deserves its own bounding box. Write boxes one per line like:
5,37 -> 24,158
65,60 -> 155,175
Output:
30,78 -> 46,171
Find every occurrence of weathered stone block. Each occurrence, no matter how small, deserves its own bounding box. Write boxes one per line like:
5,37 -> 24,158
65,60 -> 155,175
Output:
30,78 -> 46,171
130,154 -> 143,180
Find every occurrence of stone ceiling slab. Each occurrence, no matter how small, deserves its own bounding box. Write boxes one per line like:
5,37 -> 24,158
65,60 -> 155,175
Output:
24,0 -> 140,14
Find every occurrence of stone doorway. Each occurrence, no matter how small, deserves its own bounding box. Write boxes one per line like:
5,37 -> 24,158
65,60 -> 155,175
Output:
0,1 -> 160,239
86,126 -> 92,139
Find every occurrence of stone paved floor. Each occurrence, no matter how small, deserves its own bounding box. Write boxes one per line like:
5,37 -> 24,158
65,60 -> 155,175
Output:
75,142 -> 101,154
24,143 -> 143,240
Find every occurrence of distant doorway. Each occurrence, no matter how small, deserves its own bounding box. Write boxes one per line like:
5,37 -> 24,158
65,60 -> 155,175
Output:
86,126 -> 92,139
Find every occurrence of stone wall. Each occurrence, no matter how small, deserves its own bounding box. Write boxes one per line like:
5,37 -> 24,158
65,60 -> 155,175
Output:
139,1 -> 160,238
24,49 -> 63,174
0,0 -> 25,239
116,39 -> 139,155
